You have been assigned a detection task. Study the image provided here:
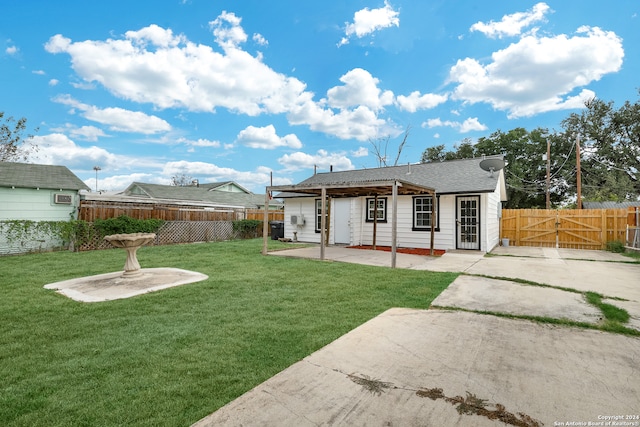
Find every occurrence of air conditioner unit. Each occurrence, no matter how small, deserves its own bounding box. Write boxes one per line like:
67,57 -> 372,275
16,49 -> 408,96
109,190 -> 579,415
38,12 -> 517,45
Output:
290,214 -> 305,225
54,194 -> 73,204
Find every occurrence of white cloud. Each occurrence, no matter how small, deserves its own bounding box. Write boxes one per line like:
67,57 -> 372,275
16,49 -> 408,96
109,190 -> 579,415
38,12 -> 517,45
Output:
44,14 -> 397,142
351,147 -> 368,157
396,91 -> 448,113
161,160 -> 290,191
53,95 -> 171,134
253,33 -> 268,46
177,137 -> 221,148
29,133 -> 128,169
236,124 -> 302,149
448,26 -> 623,118
98,173 -> 156,192
209,11 -> 247,50
5,45 -> 18,55
32,70 -> 45,75
49,79 -> 59,86
69,125 -> 108,142
278,149 -> 355,172
422,117 -> 487,133
327,68 -> 394,111
340,1 -> 400,46
470,2 -> 551,39
45,18 -> 308,118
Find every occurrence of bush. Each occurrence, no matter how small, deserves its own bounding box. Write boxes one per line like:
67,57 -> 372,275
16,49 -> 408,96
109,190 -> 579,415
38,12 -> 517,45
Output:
232,219 -> 263,239
605,240 -> 625,253
93,215 -> 164,237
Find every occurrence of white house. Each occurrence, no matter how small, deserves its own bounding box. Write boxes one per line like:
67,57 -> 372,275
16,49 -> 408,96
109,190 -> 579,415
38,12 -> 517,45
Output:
270,156 -> 507,254
0,162 -> 90,254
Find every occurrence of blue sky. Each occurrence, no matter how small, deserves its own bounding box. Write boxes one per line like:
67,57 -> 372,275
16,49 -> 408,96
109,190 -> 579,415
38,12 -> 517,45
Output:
1,1 -> 637,193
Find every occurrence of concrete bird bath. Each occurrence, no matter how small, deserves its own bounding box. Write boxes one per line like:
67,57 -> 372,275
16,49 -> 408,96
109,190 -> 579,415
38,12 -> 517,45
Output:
104,233 -> 156,277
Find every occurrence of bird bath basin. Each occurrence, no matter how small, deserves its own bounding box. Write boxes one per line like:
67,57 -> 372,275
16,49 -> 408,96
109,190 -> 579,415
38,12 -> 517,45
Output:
104,233 -> 156,277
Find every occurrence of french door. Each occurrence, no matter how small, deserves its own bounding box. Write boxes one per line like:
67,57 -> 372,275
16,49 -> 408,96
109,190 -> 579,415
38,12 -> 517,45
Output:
456,196 -> 480,250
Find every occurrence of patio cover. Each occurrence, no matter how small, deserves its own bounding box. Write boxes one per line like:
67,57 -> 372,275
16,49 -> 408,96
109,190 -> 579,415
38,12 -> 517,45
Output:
263,179 -> 436,268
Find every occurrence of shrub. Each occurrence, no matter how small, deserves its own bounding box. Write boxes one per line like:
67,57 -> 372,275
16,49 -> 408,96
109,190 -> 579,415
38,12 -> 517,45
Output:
93,215 -> 164,237
605,240 -> 625,253
232,219 -> 263,239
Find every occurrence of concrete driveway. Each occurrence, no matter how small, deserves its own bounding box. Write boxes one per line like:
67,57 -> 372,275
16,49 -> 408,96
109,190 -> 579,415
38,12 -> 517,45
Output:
193,246 -> 640,427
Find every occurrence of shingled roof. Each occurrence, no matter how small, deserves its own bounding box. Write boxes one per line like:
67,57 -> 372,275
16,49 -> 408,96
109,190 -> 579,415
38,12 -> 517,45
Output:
122,182 -> 282,209
277,156 -> 506,197
0,162 -> 90,191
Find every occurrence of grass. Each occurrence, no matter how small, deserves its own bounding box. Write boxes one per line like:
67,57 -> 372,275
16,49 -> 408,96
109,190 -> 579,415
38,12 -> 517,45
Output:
0,239 -> 458,427
585,291 -> 631,323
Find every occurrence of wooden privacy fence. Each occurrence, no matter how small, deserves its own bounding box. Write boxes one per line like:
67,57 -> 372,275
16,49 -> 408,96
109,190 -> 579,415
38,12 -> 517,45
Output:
79,200 -> 239,222
500,208 -> 629,250
245,209 -> 284,222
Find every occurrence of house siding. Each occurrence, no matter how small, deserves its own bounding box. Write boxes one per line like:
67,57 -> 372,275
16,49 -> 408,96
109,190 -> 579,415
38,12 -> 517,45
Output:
485,182 -> 502,251
284,194 -> 463,250
0,188 -> 80,221
0,188 -> 80,255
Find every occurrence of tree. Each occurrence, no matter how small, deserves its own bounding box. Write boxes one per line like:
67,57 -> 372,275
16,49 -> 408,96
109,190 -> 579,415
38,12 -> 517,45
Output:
370,125 -> 411,167
0,112 -> 38,162
420,129 -> 574,208
560,95 -> 640,201
420,138 -> 476,163
171,174 -> 195,186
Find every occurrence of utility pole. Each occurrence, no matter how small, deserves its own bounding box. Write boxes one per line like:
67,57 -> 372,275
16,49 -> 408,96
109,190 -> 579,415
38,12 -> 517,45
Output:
546,138 -> 551,209
575,135 -> 582,209
93,165 -> 101,193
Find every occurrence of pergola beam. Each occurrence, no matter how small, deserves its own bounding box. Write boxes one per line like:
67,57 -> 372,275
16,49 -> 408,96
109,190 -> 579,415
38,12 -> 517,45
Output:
264,179 -> 436,268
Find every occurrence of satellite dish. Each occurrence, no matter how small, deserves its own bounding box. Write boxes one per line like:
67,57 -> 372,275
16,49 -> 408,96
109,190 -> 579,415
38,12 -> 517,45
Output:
479,158 -> 505,177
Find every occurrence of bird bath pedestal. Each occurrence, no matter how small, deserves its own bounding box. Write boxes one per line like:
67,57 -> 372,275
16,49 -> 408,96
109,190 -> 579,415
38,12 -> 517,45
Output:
104,233 -> 156,277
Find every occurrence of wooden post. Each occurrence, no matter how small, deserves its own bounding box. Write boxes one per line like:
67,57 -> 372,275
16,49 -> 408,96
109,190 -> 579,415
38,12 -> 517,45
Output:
515,210 -> 521,246
430,191 -> 436,256
601,209 -> 607,249
262,190 -> 269,255
372,195 -> 378,250
325,197 -> 331,246
391,182 -> 398,268
576,134 -> 582,209
320,186 -> 326,260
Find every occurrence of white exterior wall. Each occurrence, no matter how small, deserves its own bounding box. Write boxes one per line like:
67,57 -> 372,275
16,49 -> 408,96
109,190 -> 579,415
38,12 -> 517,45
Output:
284,190 -> 501,252
484,183 -> 502,251
283,197 -> 321,243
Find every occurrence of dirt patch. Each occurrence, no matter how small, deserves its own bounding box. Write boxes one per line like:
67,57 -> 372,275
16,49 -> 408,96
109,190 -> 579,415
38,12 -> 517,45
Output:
347,245 -> 445,257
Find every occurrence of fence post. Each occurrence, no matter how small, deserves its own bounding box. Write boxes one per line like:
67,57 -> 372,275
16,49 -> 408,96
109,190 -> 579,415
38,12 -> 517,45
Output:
515,210 -> 521,246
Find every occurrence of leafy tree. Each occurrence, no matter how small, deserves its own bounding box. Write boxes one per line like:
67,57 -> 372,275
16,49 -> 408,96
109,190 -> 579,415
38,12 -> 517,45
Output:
420,129 -> 574,208
0,112 -> 39,162
560,95 -> 640,201
474,128 -> 574,209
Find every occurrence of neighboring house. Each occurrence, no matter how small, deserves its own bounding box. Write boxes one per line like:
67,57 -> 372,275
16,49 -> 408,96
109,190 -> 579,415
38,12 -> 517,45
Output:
272,156 -> 507,253
118,181 -> 283,210
0,162 -> 90,254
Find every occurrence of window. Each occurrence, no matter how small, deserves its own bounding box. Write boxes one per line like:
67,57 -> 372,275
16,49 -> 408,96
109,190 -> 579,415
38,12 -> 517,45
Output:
315,199 -> 328,232
366,197 -> 387,222
413,195 -> 439,231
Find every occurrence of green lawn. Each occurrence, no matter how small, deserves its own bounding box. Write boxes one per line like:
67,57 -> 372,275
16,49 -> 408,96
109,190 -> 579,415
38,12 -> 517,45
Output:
0,239 -> 457,427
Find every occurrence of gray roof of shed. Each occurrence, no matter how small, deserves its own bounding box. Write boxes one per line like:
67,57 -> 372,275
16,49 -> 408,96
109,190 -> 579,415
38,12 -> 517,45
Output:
278,156 -> 504,197
0,162 -> 90,191
122,182 -> 282,208
583,201 -> 640,209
